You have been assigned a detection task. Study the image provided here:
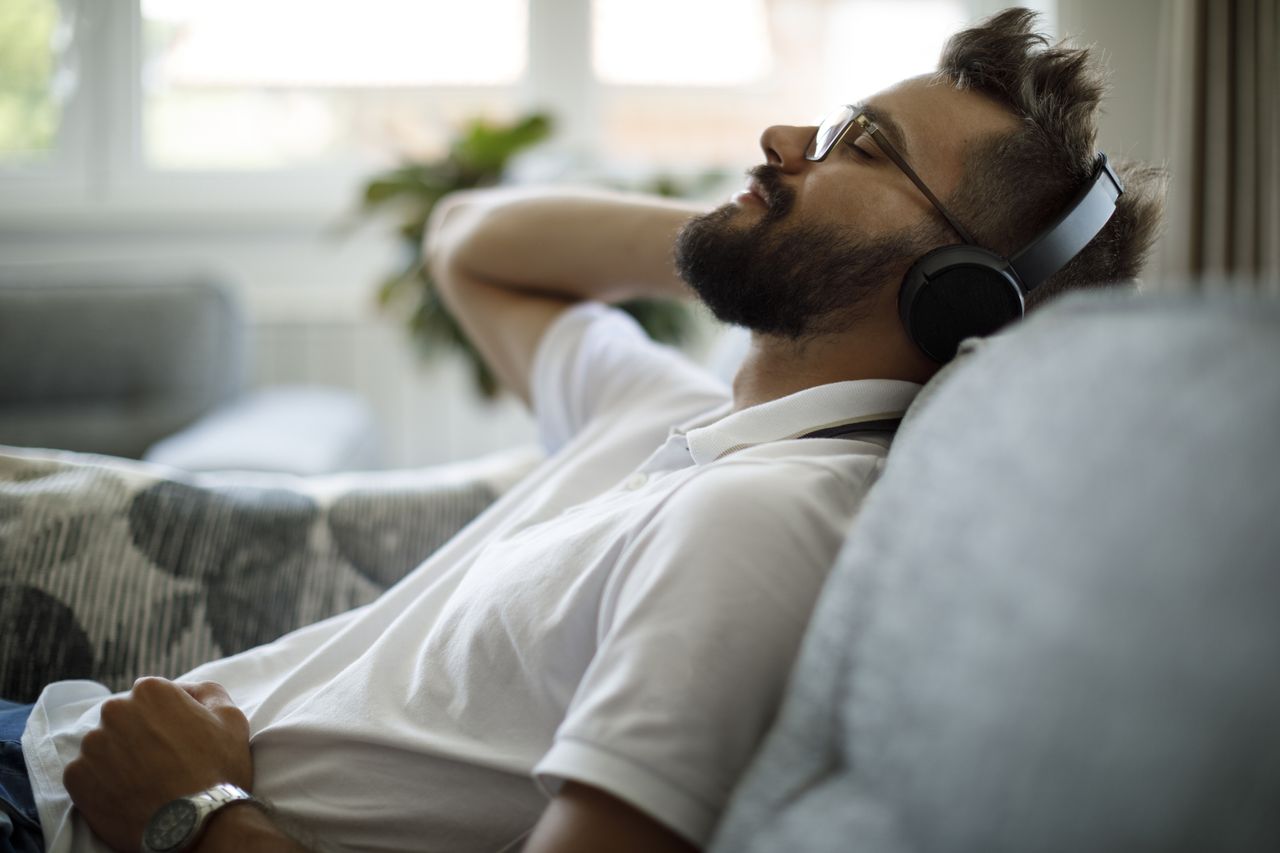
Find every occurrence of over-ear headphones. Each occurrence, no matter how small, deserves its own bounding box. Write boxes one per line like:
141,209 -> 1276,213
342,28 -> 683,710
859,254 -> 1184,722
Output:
899,154 -> 1125,362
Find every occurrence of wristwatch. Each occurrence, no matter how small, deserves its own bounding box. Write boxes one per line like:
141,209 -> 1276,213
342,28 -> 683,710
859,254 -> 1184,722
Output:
141,783 -> 259,853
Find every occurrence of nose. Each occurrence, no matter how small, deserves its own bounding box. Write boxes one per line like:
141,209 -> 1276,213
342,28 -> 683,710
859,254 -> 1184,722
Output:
759,124 -> 815,173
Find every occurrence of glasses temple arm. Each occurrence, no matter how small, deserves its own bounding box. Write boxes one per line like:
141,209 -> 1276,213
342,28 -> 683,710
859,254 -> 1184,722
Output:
866,126 -> 979,246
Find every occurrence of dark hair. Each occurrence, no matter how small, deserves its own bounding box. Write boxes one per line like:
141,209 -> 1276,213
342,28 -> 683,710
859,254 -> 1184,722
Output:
936,7 -> 1167,310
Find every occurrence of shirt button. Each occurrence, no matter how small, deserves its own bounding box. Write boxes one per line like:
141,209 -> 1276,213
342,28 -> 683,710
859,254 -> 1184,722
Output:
625,473 -> 649,490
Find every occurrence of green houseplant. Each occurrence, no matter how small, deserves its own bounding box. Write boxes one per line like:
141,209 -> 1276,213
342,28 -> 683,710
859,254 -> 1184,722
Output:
357,113 -> 697,397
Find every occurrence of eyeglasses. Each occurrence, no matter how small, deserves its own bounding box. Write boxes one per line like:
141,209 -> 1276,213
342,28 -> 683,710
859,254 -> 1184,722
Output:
805,104 -> 977,245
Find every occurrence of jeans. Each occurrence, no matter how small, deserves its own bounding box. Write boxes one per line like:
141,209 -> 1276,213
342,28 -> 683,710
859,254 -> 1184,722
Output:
0,701 -> 42,853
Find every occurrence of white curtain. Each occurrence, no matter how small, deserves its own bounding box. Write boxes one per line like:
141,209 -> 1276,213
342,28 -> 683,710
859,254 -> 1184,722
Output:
1154,0 -> 1279,293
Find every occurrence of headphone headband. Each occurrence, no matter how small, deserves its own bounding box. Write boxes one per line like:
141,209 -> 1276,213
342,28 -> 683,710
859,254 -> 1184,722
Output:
1009,154 -> 1125,290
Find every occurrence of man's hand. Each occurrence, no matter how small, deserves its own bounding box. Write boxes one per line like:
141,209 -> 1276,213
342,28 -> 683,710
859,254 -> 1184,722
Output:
63,678 -> 253,853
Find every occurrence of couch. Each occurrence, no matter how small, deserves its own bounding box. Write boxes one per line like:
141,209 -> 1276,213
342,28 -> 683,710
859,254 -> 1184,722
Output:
709,289 -> 1280,852
3,290 -> 1277,850
0,264 -> 380,474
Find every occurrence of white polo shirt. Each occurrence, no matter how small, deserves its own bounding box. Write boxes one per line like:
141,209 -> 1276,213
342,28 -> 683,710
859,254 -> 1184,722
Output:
24,302 -> 920,853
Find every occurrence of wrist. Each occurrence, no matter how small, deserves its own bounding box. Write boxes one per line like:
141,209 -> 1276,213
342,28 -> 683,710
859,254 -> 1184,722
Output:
193,801 -> 300,853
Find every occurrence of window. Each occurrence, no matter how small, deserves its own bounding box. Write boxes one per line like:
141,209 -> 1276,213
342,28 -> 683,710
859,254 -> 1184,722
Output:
0,0 -> 71,167
0,0 -> 1056,219
141,0 -> 527,169
593,0 -> 772,86
592,0 -> 973,170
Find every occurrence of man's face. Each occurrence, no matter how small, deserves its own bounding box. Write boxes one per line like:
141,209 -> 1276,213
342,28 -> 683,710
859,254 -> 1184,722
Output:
675,76 -> 1020,339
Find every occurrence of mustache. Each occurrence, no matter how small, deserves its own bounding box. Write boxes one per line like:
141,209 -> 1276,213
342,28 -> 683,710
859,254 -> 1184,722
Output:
745,164 -> 795,219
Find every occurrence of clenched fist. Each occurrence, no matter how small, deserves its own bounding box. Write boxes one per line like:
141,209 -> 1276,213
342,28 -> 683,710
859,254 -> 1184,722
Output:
63,678 -> 253,853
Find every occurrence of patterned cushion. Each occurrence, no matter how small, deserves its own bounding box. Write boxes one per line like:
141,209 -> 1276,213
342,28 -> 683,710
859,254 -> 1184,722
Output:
0,446 -> 539,702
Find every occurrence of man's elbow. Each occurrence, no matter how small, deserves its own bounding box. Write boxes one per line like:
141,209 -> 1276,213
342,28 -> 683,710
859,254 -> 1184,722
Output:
524,782 -> 702,853
423,191 -> 477,288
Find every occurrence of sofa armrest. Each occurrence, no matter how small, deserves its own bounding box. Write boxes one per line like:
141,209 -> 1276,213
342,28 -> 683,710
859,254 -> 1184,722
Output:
143,385 -> 381,475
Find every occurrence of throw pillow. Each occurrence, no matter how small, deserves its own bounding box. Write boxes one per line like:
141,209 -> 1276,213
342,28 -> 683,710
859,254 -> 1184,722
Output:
0,445 -> 539,702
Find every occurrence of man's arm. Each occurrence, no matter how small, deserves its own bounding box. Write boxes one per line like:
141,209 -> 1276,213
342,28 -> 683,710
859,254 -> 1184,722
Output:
194,782 -> 700,853
62,677 -> 295,853
524,782 -> 700,853
65,679 -> 702,853
425,188 -> 708,406
191,804 -> 309,853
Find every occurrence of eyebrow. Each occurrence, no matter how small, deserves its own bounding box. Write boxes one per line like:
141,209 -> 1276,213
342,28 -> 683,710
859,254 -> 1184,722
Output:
853,103 -> 912,160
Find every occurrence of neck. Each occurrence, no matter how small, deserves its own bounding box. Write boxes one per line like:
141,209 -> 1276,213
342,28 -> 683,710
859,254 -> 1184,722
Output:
730,321 -> 938,413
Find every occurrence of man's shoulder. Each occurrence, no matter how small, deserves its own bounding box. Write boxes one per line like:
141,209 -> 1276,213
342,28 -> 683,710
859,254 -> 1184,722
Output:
677,440 -> 886,508
638,445 -> 883,566
533,302 -> 729,453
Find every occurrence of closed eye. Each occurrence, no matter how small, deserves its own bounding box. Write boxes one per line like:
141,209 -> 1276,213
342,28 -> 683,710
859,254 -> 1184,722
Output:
844,140 -> 874,161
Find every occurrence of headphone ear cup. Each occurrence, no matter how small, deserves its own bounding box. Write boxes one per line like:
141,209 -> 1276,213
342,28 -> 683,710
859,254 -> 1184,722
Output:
899,246 -> 1027,362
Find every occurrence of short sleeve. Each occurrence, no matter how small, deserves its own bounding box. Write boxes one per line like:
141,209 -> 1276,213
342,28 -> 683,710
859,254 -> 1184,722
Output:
529,301 -> 723,454
533,456 -> 879,846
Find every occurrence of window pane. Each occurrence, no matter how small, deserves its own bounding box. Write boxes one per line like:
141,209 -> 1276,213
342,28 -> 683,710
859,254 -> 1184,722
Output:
596,0 -> 970,170
821,0 -> 971,101
593,0 -> 772,86
142,0 -> 528,170
0,0 -> 72,165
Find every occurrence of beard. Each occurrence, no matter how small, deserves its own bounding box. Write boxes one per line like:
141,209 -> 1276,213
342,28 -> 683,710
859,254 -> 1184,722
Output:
674,164 -> 939,340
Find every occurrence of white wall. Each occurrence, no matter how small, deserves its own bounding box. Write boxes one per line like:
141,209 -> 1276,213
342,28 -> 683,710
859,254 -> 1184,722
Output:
1057,0 -> 1164,164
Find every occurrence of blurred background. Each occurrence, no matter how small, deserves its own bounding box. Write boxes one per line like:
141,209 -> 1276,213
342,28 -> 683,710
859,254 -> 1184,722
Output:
0,0 -> 1273,470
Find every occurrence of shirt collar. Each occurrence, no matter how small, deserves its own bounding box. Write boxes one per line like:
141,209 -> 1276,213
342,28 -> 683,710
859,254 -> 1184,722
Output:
681,379 -> 922,465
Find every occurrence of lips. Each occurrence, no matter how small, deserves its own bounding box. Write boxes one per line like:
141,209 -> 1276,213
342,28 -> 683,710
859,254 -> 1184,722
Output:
745,179 -> 770,206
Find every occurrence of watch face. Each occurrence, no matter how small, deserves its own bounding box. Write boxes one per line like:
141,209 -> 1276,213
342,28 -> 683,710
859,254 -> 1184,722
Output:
144,799 -> 199,852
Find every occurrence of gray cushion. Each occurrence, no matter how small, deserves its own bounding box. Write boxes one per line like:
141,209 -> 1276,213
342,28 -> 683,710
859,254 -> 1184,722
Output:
711,292 -> 1280,853
0,266 -> 242,458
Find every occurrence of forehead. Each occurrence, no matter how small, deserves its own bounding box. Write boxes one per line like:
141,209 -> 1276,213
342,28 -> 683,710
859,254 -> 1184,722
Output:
864,75 -> 1020,195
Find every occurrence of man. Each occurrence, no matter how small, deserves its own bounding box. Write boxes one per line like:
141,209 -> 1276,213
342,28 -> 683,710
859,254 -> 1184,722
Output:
7,9 -> 1164,853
